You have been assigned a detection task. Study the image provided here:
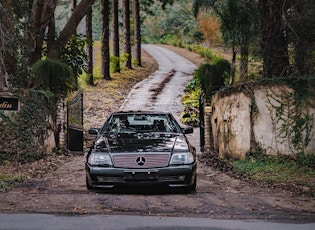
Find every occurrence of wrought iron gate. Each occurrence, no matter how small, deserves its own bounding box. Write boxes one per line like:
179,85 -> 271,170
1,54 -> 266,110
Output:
67,91 -> 83,153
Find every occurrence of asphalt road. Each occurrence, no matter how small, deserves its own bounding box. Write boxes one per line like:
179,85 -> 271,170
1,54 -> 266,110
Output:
0,45 -> 314,230
1,214 -> 314,230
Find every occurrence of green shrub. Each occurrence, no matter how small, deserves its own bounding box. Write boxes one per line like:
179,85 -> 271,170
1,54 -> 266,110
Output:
120,53 -> 130,70
0,173 -> 26,192
194,59 -> 231,98
132,57 -> 139,66
110,56 -> 121,73
181,83 -> 202,126
61,34 -> 89,77
296,153 -> 315,169
185,78 -> 200,91
181,112 -> 199,127
32,58 -> 76,96
177,40 -> 184,48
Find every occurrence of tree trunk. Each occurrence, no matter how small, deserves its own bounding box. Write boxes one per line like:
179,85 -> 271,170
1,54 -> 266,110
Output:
47,0 -> 96,60
0,2 -> 15,88
28,0 -> 57,64
230,46 -> 237,85
71,0 -> 77,12
239,44 -> 248,81
133,0 -> 141,66
259,0 -> 290,78
295,40 -> 314,75
71,0 -> 77,34
46,14 -> 56,55
86,6 -> 94,85
112,0 -> 120,73
290,0 -> 315,75
123,0 -> 132,69
101,0 -> 111,80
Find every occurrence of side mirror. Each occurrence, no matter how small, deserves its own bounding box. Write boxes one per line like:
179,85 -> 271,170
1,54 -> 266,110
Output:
88,128 -> 100,135
182,126 -> 193,134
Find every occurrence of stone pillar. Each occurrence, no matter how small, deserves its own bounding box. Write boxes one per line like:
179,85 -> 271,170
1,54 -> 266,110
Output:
56,98 -> 66,149
204,106 -> 212,152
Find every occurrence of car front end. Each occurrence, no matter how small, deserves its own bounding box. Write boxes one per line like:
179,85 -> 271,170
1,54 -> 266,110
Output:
86,151 -> 197,190
85,111 -> 197,191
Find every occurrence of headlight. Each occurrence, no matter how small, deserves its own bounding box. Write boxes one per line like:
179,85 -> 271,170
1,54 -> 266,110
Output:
173,136 -> 189,151
88,152 -> 113,166
170,152 -> 194,165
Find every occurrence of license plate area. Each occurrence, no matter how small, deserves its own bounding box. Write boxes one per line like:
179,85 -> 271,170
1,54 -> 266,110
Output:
123,170 -> 158,181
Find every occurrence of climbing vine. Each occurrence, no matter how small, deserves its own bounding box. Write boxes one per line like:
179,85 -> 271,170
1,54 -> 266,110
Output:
266,87 -> 314,156
0,90 -> 56,163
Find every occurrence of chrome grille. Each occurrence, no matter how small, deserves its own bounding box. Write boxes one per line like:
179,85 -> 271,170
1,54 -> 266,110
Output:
112,153 -> 170,168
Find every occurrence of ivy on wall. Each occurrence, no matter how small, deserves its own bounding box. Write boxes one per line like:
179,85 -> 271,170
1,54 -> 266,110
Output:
0,90 -> 56,163
266,87 -> 314,156
0,58 -> 76,163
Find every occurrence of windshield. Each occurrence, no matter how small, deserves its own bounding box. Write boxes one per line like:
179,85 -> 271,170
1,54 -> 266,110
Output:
103,113 -> 181,134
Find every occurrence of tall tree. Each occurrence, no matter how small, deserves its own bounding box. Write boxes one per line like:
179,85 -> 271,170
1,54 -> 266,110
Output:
133,0 -> 141,66
198,13 -> 221,47
27,0 -> 58,64
193,0 -> 258,82
123,0 -> 132,69
112,0 -> 120,73
71,0 -> 77,35
259,0 -> 290,78
47,0 -> 96,60
0,2 -> 15,88
86,5 -> 94,85
101,0 -> 111,80
221,0 -> 258,81
1,0 -> 95,88
288,0 -> 315,75
71,0 -> 77,12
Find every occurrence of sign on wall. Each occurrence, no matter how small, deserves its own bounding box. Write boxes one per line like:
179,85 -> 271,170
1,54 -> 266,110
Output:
0,97 -> 19,111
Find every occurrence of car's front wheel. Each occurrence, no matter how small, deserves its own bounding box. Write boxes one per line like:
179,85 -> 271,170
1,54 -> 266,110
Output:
188,176 -> 197,192
86,176 -> 96,191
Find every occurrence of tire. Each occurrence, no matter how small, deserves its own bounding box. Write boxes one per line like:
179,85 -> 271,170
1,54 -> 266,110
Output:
189,176 -> 197,192
182,176 -> 196,194
86,176 -> 96,191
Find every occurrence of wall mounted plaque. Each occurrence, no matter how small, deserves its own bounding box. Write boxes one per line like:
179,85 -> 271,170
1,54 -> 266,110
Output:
0,97 -> 19,111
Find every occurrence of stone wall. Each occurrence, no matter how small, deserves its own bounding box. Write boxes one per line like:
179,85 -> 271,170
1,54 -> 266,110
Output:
205,85 -> 315,159
0,90 -> 58,157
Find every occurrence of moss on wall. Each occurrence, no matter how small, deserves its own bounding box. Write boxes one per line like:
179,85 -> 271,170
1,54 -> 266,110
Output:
0,90 -> 56,163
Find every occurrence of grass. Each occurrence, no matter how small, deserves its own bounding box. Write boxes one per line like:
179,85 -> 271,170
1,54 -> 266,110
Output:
231,153 -> 315,196
0,173 -> 26,192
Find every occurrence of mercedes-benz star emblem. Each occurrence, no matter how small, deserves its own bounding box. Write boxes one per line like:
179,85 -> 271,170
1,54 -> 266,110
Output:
136,156 -> 146,166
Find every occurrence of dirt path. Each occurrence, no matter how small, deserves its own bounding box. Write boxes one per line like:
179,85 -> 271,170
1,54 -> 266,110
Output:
0,152 -> 313,222
0,45 -> 314,223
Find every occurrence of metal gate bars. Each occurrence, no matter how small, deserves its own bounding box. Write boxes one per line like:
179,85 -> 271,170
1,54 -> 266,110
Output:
67,91 -> 83,153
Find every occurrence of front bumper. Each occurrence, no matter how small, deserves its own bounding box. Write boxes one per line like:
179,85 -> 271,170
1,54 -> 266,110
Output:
85,163 -> 197,189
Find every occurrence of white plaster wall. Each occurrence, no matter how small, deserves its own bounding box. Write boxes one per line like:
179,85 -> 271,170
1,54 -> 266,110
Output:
209,85 -> 315,159
210,92 -> 251,159
44,115 -> 56,153
253,86 -> 293,155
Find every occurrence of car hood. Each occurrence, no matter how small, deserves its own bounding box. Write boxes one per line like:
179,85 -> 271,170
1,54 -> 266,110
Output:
93,133 -> 189,153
